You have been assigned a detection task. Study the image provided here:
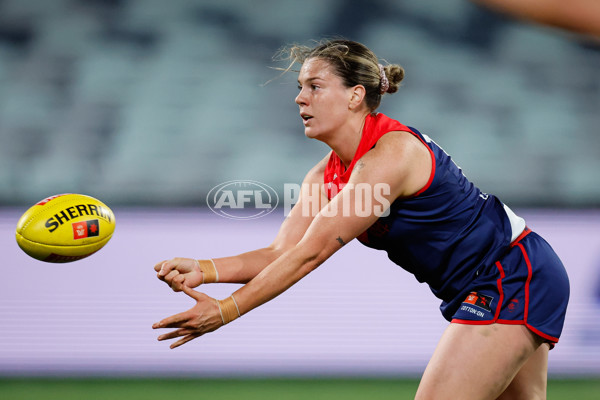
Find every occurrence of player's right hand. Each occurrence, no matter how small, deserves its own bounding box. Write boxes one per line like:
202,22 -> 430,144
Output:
154,257 -> 203,292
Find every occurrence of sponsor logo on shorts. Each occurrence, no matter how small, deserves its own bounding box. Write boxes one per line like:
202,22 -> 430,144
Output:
508,298 -> 519,312
459,305 -> 485,318
72,219 -> 100,239
463,291 -> 493,312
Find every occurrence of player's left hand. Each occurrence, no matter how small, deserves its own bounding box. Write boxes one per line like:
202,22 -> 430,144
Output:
154,257 -> 203,292
152,285 -> 223,349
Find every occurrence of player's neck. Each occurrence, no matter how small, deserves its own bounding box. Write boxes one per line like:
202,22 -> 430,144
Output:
326,113 -> 367,168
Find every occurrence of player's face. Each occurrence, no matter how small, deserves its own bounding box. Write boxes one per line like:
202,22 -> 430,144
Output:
295,58 -> 355,141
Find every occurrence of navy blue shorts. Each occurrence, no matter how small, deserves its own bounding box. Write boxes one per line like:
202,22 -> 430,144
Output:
446,229 -> 570,346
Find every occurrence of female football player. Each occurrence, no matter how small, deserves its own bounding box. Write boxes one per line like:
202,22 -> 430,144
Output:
153,39 -> 569,400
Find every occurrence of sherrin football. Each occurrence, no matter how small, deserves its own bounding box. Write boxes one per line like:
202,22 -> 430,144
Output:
15,193 -> 116,263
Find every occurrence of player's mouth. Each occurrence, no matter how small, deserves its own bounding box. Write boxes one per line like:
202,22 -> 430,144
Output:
301,113 -> 313,125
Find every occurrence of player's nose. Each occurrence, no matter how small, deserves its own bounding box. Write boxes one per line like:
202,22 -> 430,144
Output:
295,89 -> 308,106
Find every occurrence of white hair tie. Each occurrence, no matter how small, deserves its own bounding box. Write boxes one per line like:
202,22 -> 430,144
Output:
378,63 -> 389,94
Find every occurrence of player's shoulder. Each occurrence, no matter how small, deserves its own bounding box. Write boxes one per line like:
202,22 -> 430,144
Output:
358,131 -> 433,197
374,130 -> 428,159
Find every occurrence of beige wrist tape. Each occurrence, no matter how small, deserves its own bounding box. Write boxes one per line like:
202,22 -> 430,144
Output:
217,295 -> 241,324
196,259 -> 219,283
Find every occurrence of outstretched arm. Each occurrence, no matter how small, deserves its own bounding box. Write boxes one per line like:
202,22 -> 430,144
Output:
155,153 -> 330,291
230,131 -> 432,316
153,131 -> 432,348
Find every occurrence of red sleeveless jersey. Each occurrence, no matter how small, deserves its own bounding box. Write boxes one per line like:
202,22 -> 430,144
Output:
323,113 -> 427,199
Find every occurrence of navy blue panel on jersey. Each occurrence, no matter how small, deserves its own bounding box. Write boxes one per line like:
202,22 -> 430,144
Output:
357,124 -> 513,303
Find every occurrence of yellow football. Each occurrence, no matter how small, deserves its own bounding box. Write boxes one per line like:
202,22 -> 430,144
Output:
15,193 -> 116,263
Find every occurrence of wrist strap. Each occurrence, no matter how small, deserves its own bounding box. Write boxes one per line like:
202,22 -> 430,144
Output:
196,259 -> 219,283
217,295 -> 241,324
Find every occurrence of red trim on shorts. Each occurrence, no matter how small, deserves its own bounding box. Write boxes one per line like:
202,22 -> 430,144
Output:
451,319 -> 559,346
516,242 -> 533,324
515,240 -> 559,345
493,260 -> 505,320
496,319 -> 524,325
451,232 -> 560,345
451,319 -> 494,325
526,323 -> 559,343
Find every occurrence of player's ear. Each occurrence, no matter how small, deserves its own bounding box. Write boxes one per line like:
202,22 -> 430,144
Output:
348,85 -> 366,110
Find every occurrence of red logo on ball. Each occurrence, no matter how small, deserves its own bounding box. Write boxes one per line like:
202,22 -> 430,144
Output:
72,219 -> 100,239
36,193 -> 71,206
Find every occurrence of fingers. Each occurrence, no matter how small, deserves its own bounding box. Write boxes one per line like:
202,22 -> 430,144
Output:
181,283 -> 205,301
155,327 -> 204,349
152,308 -> 208,349
170,333 -> 201,349
156,269 -> 185,291
155,261 -> 168,283
157,260 -> 176,277
151,290 -> 209,328
171,274 -> 185,291
155,261 -> 172,284
152,311 -> 189,329
157,257 -> 197,277
155,258 -> 205,290
153,289 -> 221,349
155,328 -> 203,349
164,270 -> 185,292
155,259 -> 189,291
153,260 -> 168,273
157,327 -> 192,341
153,259 -> 219,349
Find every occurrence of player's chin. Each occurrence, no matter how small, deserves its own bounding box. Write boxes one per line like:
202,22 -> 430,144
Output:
303,127 -> 320,139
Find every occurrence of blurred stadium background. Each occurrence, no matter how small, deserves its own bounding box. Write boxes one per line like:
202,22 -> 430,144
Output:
1,0 -> 599,398
1,0 -> 599,207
